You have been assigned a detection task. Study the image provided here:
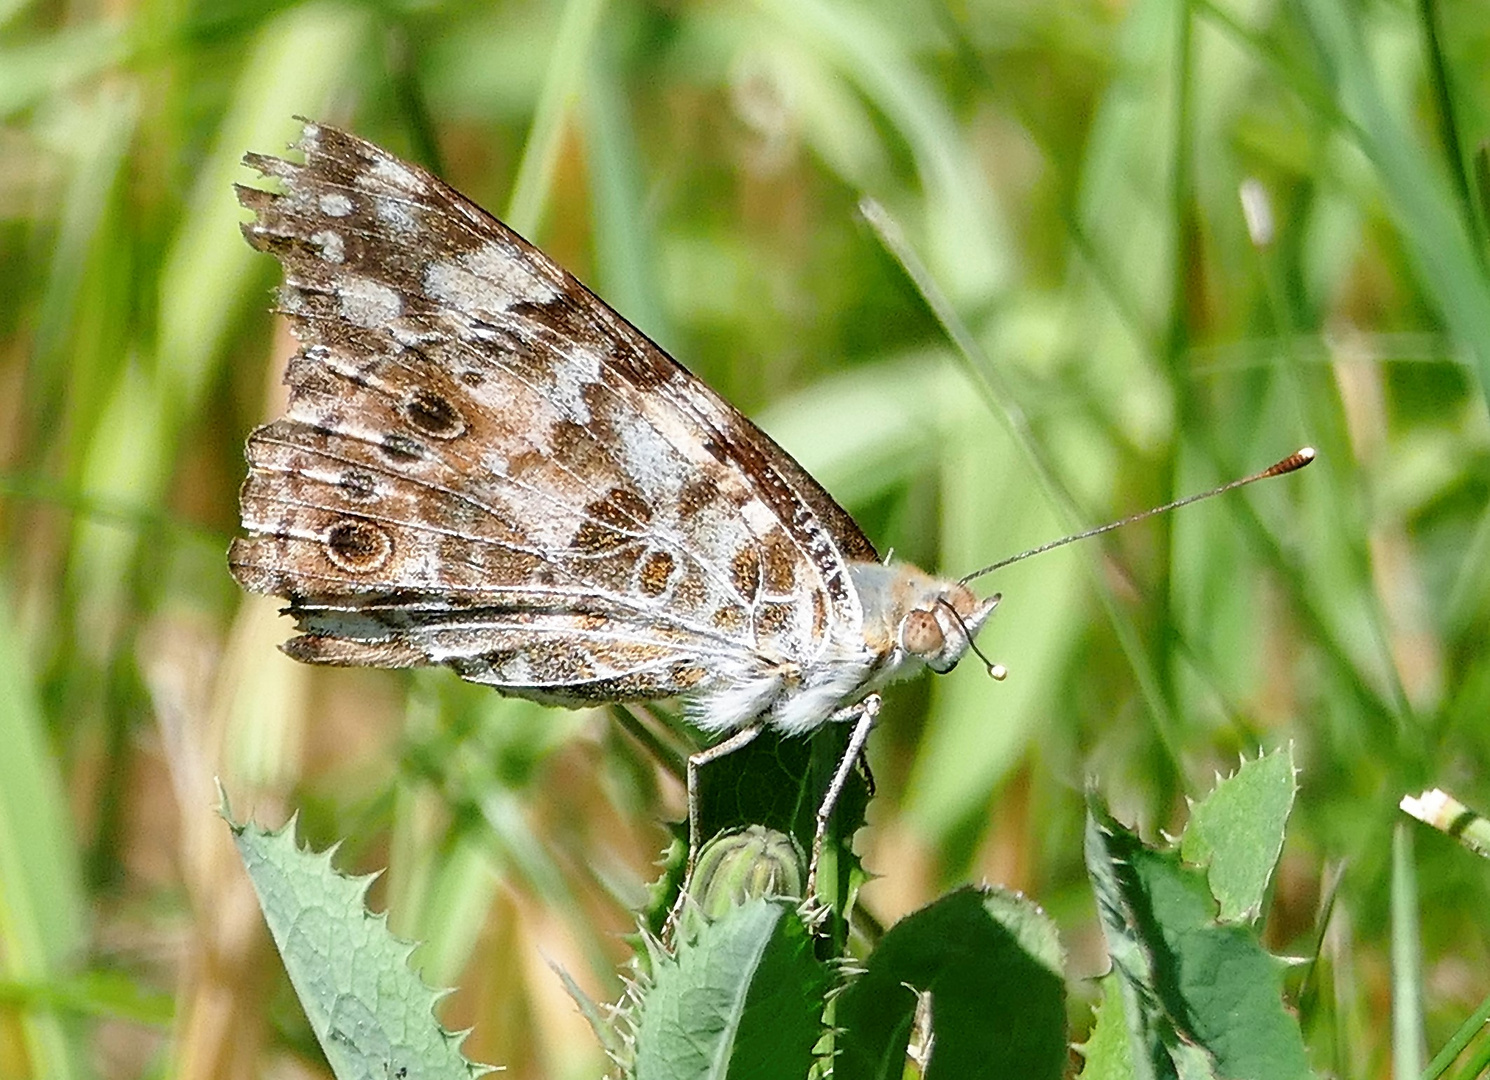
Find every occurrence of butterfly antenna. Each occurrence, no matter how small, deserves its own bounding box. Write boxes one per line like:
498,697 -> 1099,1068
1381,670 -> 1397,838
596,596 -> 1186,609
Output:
936,597 -> 1007,681
958,447 -> 1316,586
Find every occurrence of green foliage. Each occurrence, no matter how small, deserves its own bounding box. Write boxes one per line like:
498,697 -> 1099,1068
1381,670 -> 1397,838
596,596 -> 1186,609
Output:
694,727 -> 870,900
233,739 -> 1328,1076
1078,974 -> 1139,1080
226,803 -> 489,1080
632,899 -> 828,1080
1180,746 -> 1298,922
835,886 -> 1067,1080
0,584 -> 87,1079
1084,795 -> 1314,1080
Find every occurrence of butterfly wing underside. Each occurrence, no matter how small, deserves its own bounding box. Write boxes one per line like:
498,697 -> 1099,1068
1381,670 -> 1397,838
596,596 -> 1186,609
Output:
230,122 -> 879,729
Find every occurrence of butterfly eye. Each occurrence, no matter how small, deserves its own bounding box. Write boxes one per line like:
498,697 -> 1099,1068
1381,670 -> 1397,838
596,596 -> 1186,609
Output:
900,609 -> 944,658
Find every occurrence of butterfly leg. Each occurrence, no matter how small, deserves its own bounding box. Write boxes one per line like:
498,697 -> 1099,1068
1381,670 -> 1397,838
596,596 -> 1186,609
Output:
663,721 -> 767,940
806,693 -> 882,901
856,746 -> 876,799
685,721 -> 765,883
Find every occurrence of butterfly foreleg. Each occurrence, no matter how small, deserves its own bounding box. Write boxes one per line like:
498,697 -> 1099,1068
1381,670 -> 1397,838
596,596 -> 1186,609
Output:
806,693 -> 882,901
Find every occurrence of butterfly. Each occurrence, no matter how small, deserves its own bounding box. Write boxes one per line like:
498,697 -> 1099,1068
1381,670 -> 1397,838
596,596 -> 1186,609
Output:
229,121 -> 1000,893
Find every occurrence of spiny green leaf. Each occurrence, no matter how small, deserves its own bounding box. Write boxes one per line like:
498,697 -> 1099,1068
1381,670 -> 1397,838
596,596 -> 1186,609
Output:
1086,800 -> 1316,1080
633,897 -> 827,1080
1075,973 -> 1136,1080
1181,745 -> 1297,921
835,885 -> 1066,1080
225,802 -> 490,1080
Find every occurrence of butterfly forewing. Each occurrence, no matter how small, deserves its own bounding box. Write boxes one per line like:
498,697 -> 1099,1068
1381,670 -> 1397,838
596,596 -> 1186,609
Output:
231,122 -> 881,729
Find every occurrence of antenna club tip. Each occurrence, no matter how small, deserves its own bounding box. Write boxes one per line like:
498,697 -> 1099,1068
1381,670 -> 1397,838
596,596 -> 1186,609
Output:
1266,447 -> 1317,477
988,663 -> 1008,682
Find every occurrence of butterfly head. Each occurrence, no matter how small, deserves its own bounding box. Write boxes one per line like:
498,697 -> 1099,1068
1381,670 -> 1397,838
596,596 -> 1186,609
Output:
899,583 -> 1000,674
850,563 -> 1001,679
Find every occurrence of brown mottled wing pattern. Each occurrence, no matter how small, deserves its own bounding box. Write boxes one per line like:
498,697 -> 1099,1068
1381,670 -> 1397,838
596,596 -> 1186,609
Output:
230,122 -> 878,730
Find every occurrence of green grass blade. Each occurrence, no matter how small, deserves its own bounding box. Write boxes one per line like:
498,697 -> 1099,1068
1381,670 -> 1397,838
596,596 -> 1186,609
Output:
504,0 -> 607,236
581,18 -> 671,348
1298,0 -> 1490,411
861,196 -> 1183,791
1412,0 -> 1478,249
0,579 -> 88,1080
1421,988 -> 1490,1080
1393,822 -> 1426,1078
756,0 -> 1011,304
0,20 -> 129,117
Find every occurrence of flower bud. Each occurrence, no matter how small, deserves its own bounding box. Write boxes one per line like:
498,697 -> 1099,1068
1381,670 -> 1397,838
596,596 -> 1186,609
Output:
689,825 -> 805,922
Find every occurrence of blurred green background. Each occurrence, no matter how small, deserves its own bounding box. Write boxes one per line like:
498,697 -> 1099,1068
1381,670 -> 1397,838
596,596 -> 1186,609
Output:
4,0 -> 1490,1076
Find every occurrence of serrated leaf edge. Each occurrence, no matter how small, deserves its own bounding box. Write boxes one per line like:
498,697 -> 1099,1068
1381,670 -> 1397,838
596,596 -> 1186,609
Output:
223,797 -> 496,1078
